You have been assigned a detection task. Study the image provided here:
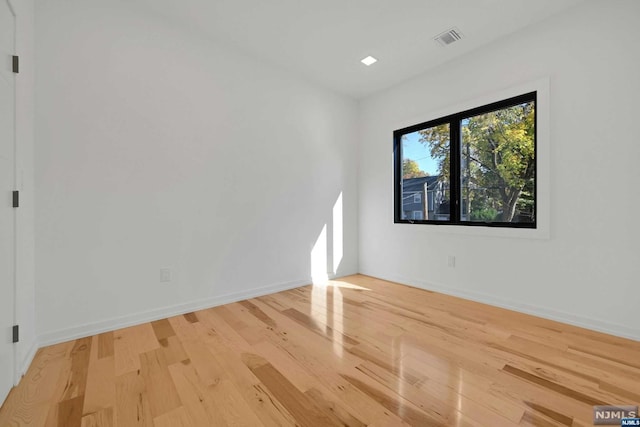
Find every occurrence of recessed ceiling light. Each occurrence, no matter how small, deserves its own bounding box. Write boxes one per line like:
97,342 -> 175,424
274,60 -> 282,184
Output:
361,56 -> 377,66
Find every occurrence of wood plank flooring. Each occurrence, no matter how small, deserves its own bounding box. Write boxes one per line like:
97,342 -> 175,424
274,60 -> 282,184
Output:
1,274 -> 639,426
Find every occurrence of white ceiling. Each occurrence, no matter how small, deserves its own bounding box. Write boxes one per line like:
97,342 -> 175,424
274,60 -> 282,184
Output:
135,0 -> 585,99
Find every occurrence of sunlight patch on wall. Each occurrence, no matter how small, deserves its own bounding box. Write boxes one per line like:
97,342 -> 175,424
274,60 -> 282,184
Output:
332,192 -> 343,274
311,224 -> 328,284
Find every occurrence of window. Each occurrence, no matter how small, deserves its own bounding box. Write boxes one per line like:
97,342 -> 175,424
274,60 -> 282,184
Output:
413,211 -> 423,220
413,193 -> 421,203
394,92 -> 536,228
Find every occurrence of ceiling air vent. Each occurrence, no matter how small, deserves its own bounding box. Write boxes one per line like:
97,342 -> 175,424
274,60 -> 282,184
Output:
434,28 -> 463,47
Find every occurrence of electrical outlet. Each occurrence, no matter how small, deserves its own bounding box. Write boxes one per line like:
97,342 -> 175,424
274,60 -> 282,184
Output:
160,268 -> 171,282
447,256 -> 456,268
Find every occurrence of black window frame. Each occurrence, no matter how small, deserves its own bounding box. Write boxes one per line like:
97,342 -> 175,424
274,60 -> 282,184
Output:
393,91 -> 537,228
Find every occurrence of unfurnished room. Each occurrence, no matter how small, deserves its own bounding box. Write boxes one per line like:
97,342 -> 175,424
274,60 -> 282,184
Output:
0,0 -> 639,426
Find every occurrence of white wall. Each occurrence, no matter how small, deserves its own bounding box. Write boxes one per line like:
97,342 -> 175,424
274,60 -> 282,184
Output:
35,0 -> 358,342
11,0 -> 37,377
358,0 -> 640,340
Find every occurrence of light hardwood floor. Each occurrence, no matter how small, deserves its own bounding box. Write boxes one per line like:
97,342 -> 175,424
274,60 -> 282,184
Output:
1,274 -> 639,426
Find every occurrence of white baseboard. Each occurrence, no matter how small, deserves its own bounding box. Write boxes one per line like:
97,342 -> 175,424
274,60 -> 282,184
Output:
20,339 -> 38,378
38,277 -> 313,347
362,270 -> 640,342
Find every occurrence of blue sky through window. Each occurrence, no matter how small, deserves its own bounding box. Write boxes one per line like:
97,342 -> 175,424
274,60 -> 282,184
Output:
402,131 -> 439,176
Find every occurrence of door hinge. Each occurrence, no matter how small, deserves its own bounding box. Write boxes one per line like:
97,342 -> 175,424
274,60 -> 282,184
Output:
12,325 -> 19,343
12,56 -> 19,73
12,190 -> 19,208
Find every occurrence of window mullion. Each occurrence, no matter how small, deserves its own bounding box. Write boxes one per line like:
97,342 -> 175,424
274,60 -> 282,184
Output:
393,132 -> 402,222
450,117 -> 461,223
